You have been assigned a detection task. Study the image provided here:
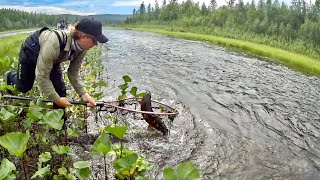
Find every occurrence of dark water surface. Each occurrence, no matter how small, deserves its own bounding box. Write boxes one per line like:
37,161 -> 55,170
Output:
99,29 -> 320,179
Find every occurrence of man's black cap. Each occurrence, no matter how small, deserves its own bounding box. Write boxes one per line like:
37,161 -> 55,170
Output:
76,18 -> 108,43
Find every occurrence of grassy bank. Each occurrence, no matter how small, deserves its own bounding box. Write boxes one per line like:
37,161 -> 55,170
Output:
0,34 -> 27,59
0,34 -> 27,75
124,26 -> 320,77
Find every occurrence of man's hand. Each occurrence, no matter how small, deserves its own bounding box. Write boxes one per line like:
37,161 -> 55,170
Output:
81,93 -> 96,107
55,97 -> 72,108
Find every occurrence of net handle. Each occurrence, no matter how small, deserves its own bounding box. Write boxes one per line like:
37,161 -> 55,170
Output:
2,95 -> 179,116
102,97 -> 179,116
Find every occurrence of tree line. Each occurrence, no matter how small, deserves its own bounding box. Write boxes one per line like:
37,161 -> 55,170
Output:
125,0 -> 320,59
0,9 -> 64,31
0,9 -> 130,32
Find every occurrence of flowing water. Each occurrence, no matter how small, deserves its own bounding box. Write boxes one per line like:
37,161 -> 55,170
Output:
2,29 -> 319,179
99,29 -> 320,179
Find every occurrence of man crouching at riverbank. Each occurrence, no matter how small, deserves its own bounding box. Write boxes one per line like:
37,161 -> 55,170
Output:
5,18 -> 108,111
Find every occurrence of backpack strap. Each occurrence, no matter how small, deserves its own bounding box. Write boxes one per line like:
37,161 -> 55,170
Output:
22,27 -> 67,64
52,30 -> 67,54
40,27 -> 50,33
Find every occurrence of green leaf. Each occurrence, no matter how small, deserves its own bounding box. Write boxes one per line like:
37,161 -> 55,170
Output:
91,133 -> 111,156
23,118 -> 34,128
92,91 -> 103,99
5,106 -> 17,113
96,80 -> 107,87
114,173 -> 126,180
113,153 -> 138,172
105,125 -> 127,140
163,167 -> 176,180
74,161 -> 91,169
2,85 -> 15,93
75,168 -> 91,180
130,87 -> 137,96
31,165 -> 50,179
0,107 -> 17,122
136,93 -> 145,97
39,110 -> 64,130
118,94 -> 127,100
118,83 -> 129,91
39,152 -> 52,163
2,174 -> 16,180
56,167 -> 77,180
58,167 -> 68,176
0,131 -> 30,157
0,158 -> 16,180
52,145 -> 73,155
135,158 -> 153,172
122,75 -> 131,83
27,107 -> 43,121
42,135 -> 49,145
35,100 -> 46,107
67,128 -> 79,137
176,162 -> 201,180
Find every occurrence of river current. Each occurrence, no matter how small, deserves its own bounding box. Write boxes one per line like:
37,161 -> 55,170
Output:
2,29 -> 319,179
99,29 -> 320,179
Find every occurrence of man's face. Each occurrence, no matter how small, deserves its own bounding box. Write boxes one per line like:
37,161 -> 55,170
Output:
77,33 -> 97,50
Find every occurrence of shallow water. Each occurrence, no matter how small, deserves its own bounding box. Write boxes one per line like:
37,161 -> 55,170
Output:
99,29 -> 320,179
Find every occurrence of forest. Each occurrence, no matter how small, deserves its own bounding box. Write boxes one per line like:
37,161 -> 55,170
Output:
0,8 -> 130,32
125,0 -> 320,59
0,9 -> 62,31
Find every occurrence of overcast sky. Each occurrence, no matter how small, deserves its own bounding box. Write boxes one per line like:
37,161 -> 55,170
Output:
0,0 -> 302,15
0,0 -> 234,15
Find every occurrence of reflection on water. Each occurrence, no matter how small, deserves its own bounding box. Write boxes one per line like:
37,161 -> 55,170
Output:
100,29 -> 320,179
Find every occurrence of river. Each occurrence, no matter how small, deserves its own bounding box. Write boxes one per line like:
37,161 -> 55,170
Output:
2,28 -> 319,179
98,29 -> 320,179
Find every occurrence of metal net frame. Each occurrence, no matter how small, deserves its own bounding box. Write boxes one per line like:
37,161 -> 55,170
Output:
0,94 -> 179,142
92,97 -> 179,137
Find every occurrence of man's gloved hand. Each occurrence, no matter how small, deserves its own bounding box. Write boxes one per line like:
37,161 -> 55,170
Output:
55,97 -> 72,108
81,93 -> 96,107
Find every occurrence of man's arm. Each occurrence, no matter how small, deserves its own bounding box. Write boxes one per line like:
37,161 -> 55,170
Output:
36,38 -> 61,102
67,52 -> 88,97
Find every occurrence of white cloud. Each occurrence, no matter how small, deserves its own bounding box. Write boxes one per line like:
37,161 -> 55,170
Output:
112,1 -> 142,6
59,1 -> 92,7
117,0 -> 227,7
0,5 -> 95,15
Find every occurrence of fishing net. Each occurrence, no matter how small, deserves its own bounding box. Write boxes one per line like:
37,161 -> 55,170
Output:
1,94 -> 179,144
89,97 -> 179,137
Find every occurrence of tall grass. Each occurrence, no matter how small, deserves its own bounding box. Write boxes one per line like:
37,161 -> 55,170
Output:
0,34 -> 27,75
0,34 -> 27,59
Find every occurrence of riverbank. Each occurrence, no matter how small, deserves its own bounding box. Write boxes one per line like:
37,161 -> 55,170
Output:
122,25 -> 320,77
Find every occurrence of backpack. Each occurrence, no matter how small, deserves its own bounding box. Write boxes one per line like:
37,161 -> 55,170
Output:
59,23 -> 66,30
22,27 -> 67,64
